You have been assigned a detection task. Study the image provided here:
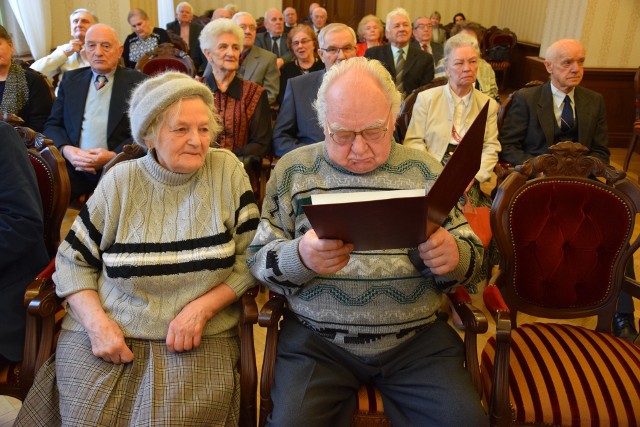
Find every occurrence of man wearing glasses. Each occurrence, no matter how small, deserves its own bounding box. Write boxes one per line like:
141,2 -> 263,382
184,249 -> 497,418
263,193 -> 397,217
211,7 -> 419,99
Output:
273,23 -> 357,157
412,16 -> 444,65
248,57 -> 486,426
365,7 -> 434,97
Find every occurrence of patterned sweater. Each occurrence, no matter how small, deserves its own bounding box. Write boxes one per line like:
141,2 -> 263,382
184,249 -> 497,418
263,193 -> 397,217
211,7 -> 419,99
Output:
247,142 -> 483,356
54,149 -> 260,339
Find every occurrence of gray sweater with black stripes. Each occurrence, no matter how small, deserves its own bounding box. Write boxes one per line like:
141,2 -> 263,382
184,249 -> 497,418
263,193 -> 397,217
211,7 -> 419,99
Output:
247,142 -> 483,357
54,148 -> 259,339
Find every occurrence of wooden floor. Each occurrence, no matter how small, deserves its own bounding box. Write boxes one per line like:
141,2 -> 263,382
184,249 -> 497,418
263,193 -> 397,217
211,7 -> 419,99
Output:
1,147 -> 639,424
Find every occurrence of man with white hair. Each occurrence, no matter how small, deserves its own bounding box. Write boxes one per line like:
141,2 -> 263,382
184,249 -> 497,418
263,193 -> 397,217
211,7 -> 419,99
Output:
31,8 -> 97,83
365,7 -> 434,97
311,6 -> 328,34
272,23 -> 357,157
249,57 -> 487,426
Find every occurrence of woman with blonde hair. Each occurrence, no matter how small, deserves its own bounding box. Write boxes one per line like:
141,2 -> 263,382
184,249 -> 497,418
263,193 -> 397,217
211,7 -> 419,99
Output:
356,14 -> 384,56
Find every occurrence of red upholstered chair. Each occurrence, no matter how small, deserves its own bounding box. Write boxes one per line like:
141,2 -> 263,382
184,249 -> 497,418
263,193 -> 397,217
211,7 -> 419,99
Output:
135,42 -> 196,77
0,127 -> 70,400
482,142 -> 640,426
258,287 -> 491,427
623,66 -> 640,172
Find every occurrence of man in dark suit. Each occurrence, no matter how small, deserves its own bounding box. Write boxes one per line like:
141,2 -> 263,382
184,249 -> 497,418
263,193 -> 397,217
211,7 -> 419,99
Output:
273,23 -> 357,157
365,8 -> 434,97
255,8 -> 293,68
411,16 -> 444,66
166,2 -> 206,74
499,39 -> 609,165
43,24 -> 146,199
498,39 -> 633,339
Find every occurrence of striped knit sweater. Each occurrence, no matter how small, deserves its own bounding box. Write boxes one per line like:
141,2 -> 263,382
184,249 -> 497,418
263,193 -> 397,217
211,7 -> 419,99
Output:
247,142 -> 483,357
54,148 -> 260,340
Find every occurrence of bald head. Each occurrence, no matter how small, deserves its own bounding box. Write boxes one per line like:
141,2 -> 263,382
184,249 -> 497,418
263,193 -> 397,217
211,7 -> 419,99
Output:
212,8 -> 232,20
85,24 -> 123,75
544,39 -> 586,92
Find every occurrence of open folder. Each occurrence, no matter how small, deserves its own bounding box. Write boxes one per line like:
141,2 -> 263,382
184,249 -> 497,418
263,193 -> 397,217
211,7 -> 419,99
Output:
302,101 -> 490,251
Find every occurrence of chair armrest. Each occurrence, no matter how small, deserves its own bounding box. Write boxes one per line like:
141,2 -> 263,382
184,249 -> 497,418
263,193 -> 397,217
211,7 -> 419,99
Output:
24,258 -> 56,307
258,292 -> 286,427
483,284 -> 510,314
239,286 -> 259,427
623,276 -> 640,300
447,287 -> 488,399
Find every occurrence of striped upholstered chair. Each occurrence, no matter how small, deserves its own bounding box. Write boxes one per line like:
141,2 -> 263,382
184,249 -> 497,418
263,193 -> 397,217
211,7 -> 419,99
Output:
482,142 -> 640,426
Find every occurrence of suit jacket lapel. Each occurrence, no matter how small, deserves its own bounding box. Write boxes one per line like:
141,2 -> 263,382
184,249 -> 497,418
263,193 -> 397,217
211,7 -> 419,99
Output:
107,67 -> 126,138
380,46 -> 395,77
242,50 -> 259,80
69,70 -> 92,143
537,82 -> 556,147
574,87 -> 593,143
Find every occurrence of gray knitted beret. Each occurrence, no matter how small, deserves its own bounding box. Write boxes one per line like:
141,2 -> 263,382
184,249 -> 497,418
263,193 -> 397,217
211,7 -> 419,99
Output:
128,71 -> 215,145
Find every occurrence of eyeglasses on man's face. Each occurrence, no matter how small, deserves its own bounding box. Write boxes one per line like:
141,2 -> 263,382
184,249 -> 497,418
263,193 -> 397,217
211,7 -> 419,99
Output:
319,45 -> 356,55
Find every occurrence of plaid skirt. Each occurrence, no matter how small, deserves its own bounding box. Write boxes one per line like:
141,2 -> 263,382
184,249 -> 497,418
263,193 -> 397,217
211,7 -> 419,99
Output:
15,330 -> 240,427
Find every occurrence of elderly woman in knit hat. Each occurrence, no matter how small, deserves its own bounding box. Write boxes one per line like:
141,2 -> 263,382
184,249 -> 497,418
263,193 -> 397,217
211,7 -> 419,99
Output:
15,72 -> 259,426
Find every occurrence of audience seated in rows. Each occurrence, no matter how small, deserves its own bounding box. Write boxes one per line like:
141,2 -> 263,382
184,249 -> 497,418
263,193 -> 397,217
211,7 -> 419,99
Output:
365,8 -> 434,98
0,122 -> 49,365
31,8 -> 96,89
412,16 -> 444,66
122,8 -> 170,69
0,26 -> 53,132
16,72 -> 259,426
273,23 -> 357,158
200,18 -> 271,163
277,24 -> 323,105
255,8 -> 293,68
43,24 -> 146,200
355,14 -> 384,57
166,1 -> 206,75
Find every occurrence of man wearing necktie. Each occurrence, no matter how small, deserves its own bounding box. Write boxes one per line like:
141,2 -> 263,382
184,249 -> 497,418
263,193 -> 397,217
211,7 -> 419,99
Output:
498,39 -> 629,339
255,8 -> 294,69
365,8 -> 434,98
411,16 -> 444,66
43,23 -> 146,199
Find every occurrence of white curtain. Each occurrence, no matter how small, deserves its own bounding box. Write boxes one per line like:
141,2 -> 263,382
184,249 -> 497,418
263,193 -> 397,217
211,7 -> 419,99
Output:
7,0 -> 51,59
158,0 -> 175,29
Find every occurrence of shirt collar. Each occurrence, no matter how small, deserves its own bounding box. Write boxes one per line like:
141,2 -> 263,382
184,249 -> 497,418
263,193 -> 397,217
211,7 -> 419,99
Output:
206,74 -> 243,99
390,44 -> 408,58
550,82 -> 575,109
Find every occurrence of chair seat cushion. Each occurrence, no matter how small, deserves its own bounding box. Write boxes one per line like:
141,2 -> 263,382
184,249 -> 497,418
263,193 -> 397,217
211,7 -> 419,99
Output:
481,323 -> 640,426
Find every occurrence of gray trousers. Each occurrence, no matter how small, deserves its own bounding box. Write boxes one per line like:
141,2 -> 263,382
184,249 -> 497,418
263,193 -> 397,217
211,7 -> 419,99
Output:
266,313 -> 488,427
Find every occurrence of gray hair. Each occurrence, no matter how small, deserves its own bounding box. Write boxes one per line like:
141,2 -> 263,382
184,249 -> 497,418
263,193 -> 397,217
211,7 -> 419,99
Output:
176,2 -> 192,14
199,18 -> 244,53
127,8 -> 148,22
70,8 -> 98,23
317,23 -> 356,48
231,11 -> 256,26
313,57 -> 401,129
385,7 -> 411,32
443,33 -> 480,67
